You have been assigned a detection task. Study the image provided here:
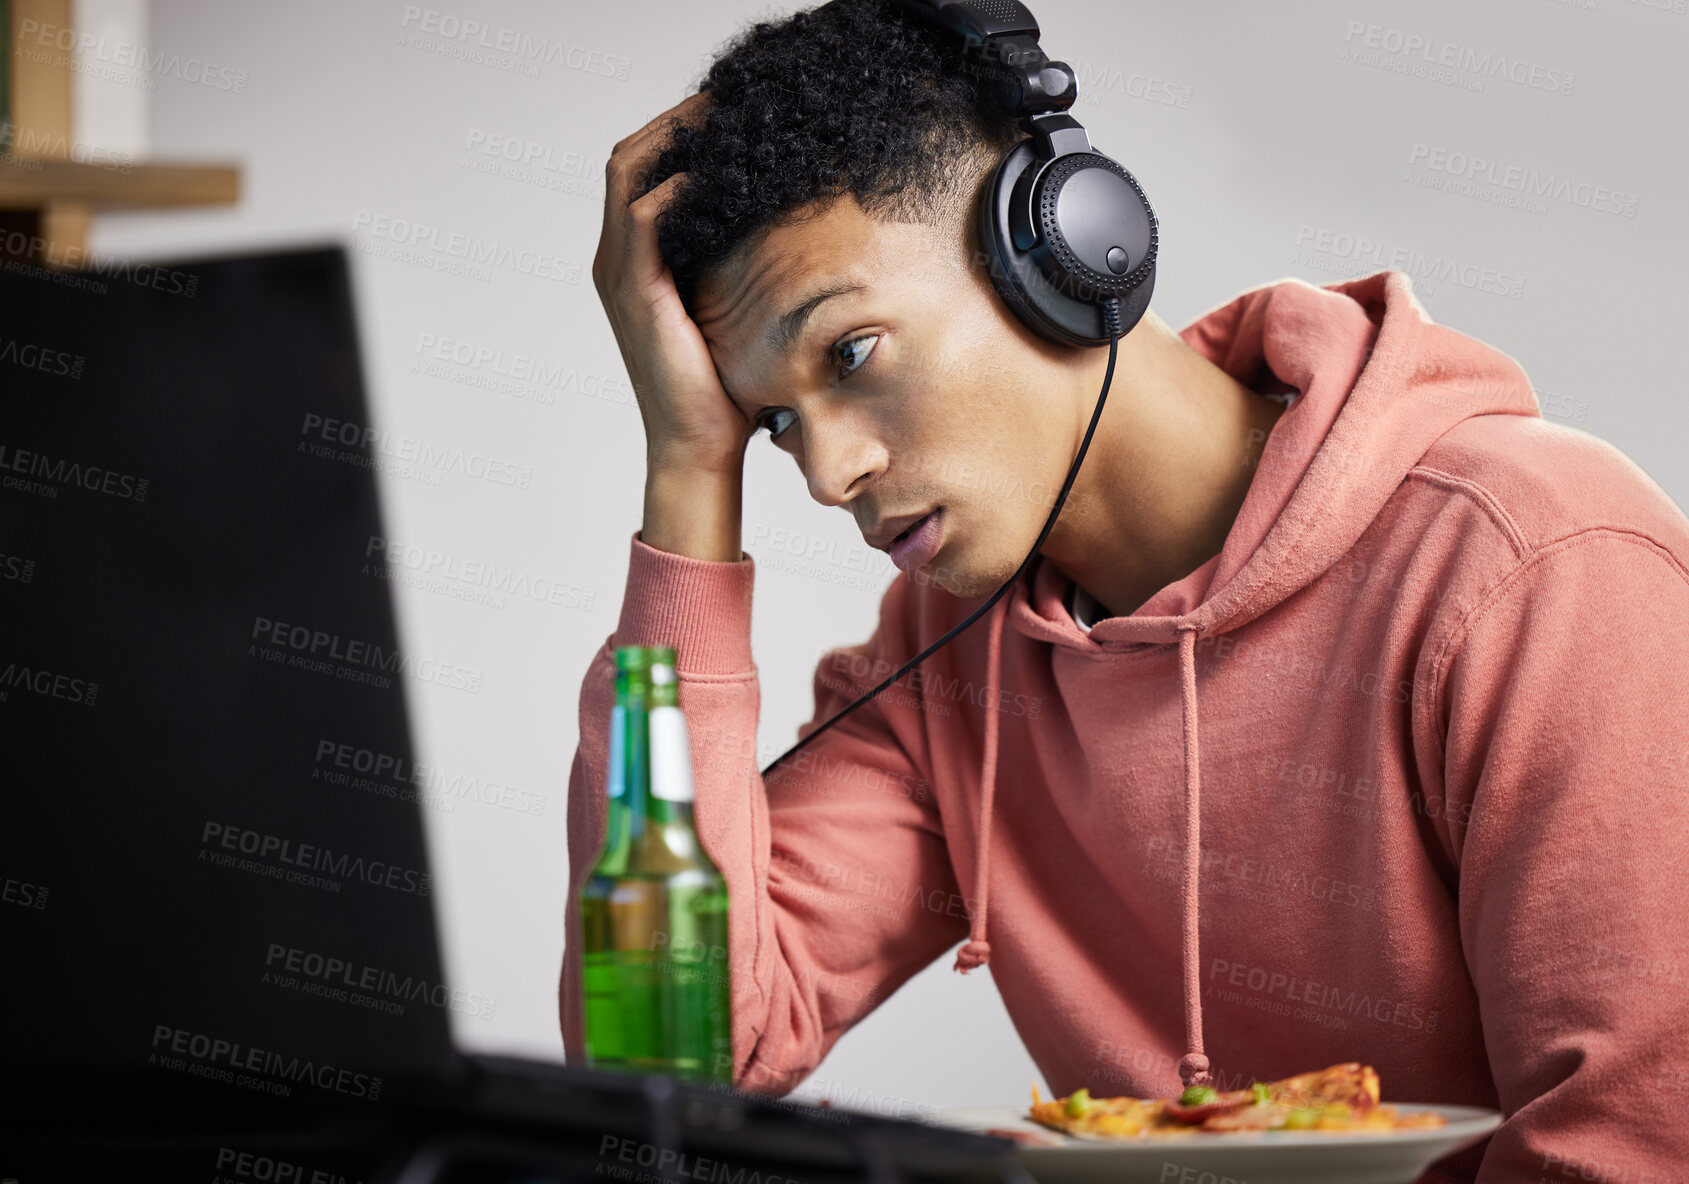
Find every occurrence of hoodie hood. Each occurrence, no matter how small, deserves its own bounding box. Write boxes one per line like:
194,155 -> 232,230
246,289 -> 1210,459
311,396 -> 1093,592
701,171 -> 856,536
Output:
949,269 -> 1540,1088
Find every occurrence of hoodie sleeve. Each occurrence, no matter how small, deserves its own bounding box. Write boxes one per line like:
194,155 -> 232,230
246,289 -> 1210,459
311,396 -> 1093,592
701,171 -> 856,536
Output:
1435,529 -> 1689,1178
560,531 -> 969,1093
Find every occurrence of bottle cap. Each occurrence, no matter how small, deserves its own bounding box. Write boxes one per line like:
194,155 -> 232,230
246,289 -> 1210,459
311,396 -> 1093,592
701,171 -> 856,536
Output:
615,646 -> 656,672
649,647 -> 678,688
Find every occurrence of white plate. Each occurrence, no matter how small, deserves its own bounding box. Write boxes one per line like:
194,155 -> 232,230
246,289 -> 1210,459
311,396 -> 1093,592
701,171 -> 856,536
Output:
932,1104 -> 1502,1184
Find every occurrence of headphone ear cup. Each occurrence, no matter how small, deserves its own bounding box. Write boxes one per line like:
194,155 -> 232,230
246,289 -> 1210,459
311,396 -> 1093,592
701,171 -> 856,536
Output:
975,140 -> 1156,348
973,154 -> 1050,341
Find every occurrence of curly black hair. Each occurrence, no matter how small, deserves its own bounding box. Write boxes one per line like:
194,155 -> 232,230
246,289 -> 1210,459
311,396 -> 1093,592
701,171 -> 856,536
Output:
637,0 -> 1028,317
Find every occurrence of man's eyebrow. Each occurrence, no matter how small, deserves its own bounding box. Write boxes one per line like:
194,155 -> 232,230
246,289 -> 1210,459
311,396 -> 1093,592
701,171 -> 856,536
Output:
767,280 -> 869,357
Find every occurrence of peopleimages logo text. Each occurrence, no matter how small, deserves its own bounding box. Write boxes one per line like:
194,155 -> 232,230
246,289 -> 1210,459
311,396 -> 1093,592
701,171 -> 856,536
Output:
265,942 -> 496,1019
366,535 -> 595,612
0,443 -> 149,500
251,615 -> 483,693
14,19 -> 250,92
399,7 -> 631,78
1341,21 -> 1575,95
150,1025 -> 381,1099
201,821 -> 431,896
315,738 -> 547,816
300,413 -> 533,488
0,662 -> 99,706
352,211 -> 581,284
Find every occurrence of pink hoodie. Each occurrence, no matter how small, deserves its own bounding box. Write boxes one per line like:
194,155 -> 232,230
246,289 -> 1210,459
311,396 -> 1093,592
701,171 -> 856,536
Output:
563,270 -> 1689,1182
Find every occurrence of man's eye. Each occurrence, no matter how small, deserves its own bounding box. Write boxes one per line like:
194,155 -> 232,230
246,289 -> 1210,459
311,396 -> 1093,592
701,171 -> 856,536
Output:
756,332 -> 881,443
757,408 -> 798,440
834,332 -> 880,380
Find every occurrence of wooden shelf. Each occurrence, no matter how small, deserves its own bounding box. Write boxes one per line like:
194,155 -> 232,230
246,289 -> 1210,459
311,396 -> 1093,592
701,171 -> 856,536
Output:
2,0 -> 241,265
0,157 -> 240,210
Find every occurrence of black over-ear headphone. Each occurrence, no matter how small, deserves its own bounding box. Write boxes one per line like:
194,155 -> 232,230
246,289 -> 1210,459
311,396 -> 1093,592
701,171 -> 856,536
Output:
911,0 -> 1159,346
760,0 -> 1157,779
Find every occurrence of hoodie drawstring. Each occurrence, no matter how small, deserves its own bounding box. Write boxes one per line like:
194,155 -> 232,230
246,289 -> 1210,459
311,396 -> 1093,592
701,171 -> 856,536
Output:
1175,623 -> 1211,1089
952,594 -> 1008,974
950,600 -> 1213,1093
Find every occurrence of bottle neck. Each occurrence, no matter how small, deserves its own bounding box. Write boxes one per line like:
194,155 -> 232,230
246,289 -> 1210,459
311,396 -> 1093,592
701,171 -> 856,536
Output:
622,696 -> 696,835
637,793 -> 696,830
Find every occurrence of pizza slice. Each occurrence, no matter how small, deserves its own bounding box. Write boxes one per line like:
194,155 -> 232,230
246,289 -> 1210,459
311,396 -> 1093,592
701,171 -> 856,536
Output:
1028,1062 -> 1447,1137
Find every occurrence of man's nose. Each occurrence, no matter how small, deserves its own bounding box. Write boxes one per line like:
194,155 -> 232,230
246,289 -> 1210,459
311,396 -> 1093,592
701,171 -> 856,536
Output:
803,413 -> 887,508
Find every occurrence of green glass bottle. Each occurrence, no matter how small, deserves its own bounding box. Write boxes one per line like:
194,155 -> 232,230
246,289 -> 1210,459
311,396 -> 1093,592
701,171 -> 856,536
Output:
595,647 -> 646,879
578,645 -> 733,1082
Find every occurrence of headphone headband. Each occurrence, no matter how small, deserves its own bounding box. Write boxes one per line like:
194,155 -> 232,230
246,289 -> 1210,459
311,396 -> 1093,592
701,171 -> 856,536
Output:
892,0 -> 1040,43
890,0 -> 1077,118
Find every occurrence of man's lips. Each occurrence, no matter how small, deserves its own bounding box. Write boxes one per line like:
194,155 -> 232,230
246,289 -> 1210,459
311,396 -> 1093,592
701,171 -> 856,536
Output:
866,508 -> 940,552
887,508 -> 945,572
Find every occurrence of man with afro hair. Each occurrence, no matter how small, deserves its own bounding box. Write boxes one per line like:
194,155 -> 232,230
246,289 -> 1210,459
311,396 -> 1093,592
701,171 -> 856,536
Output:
565,2 -> 1689,1179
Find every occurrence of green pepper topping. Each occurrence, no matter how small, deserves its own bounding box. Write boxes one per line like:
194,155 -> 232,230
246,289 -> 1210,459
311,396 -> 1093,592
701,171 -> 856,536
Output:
1064,1087 -> 1090,1117
1251,1081 -> 1273,1105
1178,1085 -> 1219,1106
1281,1107 -> 1322,1129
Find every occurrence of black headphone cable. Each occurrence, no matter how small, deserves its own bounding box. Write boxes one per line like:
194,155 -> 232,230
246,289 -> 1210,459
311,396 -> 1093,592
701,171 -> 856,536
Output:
760,295 -> 1125,780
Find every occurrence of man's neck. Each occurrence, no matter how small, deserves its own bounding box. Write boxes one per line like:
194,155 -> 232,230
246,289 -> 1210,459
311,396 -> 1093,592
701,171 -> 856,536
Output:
1039,310 -> 1286,620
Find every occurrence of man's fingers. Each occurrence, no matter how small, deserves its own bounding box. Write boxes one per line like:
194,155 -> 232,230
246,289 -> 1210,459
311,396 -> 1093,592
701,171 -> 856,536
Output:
624,172 -> 688,298
607,90 -> 710,206
597,170 -> 687,301
612,89 -> 711,157
601,91 -> 712,275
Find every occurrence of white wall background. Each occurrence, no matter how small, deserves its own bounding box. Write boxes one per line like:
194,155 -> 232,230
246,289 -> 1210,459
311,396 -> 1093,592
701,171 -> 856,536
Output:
84,0 -> 1689,1113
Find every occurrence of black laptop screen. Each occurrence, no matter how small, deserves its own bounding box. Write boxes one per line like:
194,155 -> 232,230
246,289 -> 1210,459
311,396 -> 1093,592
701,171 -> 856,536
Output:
0,246 -> 458,1097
